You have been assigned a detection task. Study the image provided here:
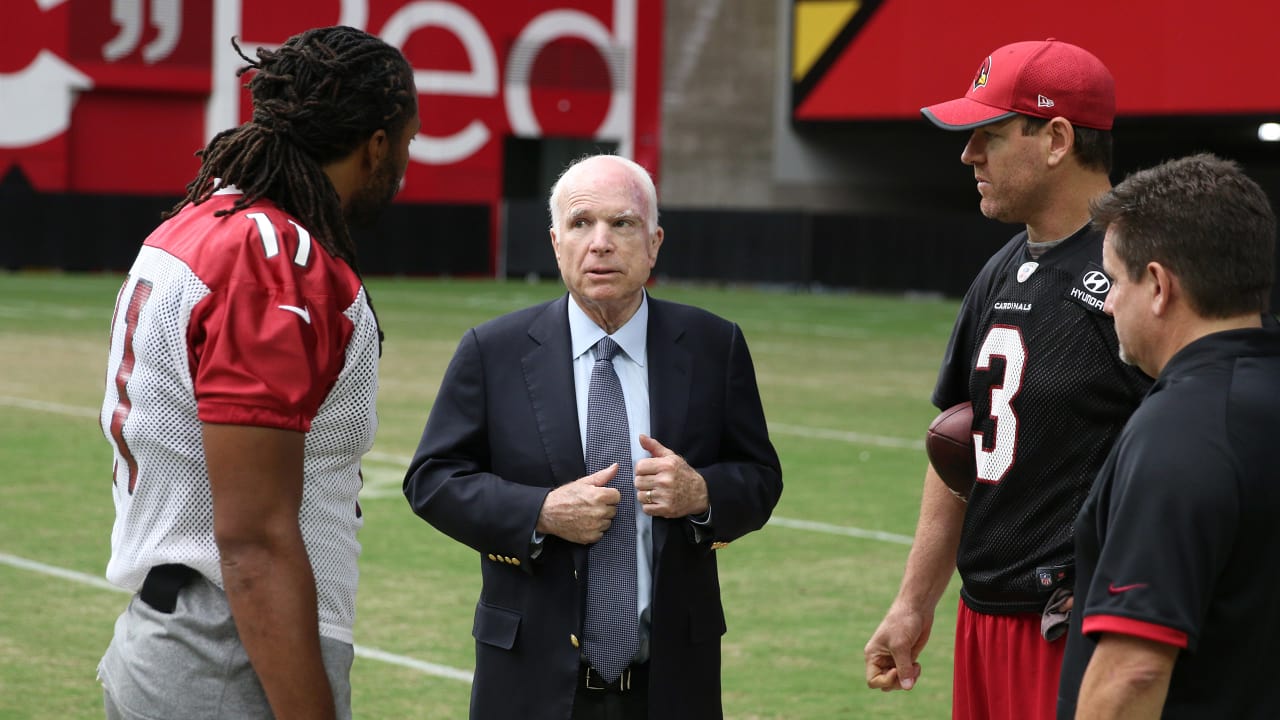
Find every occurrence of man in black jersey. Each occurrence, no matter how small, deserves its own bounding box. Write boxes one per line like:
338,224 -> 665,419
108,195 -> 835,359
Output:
1056,155 -> 1280,719
864,39 -> 1151,720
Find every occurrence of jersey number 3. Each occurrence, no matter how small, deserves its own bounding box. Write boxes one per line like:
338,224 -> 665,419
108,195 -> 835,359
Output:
973,325 -> 1027,485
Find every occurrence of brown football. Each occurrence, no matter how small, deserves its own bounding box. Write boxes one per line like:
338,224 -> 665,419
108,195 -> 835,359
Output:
926,401 -> 977,499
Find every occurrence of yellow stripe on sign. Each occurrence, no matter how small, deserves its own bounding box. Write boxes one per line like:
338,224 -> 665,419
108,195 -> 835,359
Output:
793,0 -> 861,82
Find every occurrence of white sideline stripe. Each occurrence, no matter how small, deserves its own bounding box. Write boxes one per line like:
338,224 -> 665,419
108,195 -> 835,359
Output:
353,647 -> 472,683
0,552 -> 123,593
0,397 -> 926,452
0,395 -> 99,419
767,517 -> 913,546
366,450 -> 409,465
0,552 -> 475,684
769,422 -> 924,450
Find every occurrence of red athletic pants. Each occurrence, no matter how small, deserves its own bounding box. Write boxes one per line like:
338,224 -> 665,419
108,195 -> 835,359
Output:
952,598 -> 1065,720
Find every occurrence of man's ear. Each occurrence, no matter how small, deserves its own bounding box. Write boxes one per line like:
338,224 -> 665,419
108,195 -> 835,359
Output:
1148,262 -> 1175,317
364,128 -> 390,171
1045,117 -> 1075,167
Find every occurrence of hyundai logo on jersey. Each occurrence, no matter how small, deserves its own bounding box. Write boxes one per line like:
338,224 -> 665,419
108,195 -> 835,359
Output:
1066,263 -> 1112,314
1082,270 -> 1111,294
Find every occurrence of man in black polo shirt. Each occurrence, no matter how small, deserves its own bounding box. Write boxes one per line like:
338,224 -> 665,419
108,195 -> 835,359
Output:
1057,153 -> 1280,719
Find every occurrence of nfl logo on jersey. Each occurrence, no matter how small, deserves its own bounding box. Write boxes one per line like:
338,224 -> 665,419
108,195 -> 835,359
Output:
1037,565 -> 1071,589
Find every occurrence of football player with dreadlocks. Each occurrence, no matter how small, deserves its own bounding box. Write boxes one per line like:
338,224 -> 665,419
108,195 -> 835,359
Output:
97,26 -> 418,720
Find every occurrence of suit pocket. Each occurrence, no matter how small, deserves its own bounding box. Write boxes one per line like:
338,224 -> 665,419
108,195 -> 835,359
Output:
472,601 -> 521,650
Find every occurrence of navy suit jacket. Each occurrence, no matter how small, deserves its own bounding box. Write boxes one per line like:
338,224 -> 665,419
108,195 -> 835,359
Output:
404,294 -> 782,720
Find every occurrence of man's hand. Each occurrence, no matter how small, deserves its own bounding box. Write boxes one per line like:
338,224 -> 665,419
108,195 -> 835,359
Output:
864,603 -> 932,692
536,464 -> 622,544
635,434 -> 710,518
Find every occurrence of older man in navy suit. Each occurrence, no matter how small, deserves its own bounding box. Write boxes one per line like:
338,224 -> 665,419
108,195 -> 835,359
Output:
404,154 -> 782,720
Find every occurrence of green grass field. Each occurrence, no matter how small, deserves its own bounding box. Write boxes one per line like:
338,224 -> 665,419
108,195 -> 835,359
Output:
0,272 -> 965,719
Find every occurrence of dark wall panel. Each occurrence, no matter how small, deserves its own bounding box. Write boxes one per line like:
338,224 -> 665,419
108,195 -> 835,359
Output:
503,199 -> 558,278
352,203 -> 489,276
0,171 -> 176,271
809,213 -> 1008,297
658,210 -> 808,284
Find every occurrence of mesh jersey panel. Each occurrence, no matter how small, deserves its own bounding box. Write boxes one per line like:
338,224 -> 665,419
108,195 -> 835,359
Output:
935,227 -> 1151,613
100,195 -> 378,643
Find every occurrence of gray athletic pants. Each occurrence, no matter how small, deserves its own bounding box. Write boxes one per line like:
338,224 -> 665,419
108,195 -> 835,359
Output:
98,574 -> 353,719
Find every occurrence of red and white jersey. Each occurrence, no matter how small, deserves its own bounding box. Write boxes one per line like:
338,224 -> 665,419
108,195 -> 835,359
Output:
99,190 -> 379,644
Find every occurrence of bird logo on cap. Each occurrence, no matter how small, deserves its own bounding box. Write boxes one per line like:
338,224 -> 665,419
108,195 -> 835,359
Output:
972,56 -> 992,90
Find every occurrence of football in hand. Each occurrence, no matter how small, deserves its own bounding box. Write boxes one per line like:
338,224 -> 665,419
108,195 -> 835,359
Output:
925,401 -> 977,499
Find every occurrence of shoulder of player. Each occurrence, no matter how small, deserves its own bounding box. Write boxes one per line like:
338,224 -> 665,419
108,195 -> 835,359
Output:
224,200 -> 328,261
166,200 -> 357,293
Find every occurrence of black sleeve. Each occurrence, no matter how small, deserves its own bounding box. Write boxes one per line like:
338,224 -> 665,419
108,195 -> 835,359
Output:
1080,404 -> 1238,651
402,329 -> 552,571
696,323 -> 783,543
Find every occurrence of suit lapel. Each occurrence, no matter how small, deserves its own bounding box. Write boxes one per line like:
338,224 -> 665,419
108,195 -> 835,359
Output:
646,298 -> 691,556
521,295 -> 587,487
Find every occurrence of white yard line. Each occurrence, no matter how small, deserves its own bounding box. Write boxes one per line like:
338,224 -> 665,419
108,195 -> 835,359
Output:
768,423 -> 924,450
766,517 -> 913,546
0,552 -> 475,684
0,395 -> 99,419
351,646 -> 473,683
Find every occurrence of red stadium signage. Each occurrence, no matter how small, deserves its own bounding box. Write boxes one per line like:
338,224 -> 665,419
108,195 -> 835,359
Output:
791,0 -> 1280,122
1,0 -> 662,204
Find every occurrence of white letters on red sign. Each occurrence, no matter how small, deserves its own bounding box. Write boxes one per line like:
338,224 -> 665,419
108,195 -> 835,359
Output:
208,0 -> 637,166
382,2 -> 498,165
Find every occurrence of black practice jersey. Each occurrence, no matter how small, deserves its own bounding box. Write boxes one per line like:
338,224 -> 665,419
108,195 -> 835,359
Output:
1058,328 -> 1280,719
933,226 -> 1151,613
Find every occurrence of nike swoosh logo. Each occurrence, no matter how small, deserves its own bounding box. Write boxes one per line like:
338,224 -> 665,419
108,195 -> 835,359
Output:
1108,582 -> 1148,595
277,304 -> 311,324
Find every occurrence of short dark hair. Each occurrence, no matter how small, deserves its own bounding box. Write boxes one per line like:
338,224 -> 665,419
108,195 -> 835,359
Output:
1021,116 -> 1112,173
1092,153 -> 1276,317
168,26 -> 415,269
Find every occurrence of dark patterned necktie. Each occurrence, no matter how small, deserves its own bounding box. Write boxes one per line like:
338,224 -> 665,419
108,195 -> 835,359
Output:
582,336 -> 639,682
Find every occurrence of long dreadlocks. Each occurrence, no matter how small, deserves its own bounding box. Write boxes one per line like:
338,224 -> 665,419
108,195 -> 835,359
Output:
168,26 -> 415,269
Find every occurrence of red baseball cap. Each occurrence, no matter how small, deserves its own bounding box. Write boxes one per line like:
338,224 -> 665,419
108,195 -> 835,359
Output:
921,39 -> 1115,131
